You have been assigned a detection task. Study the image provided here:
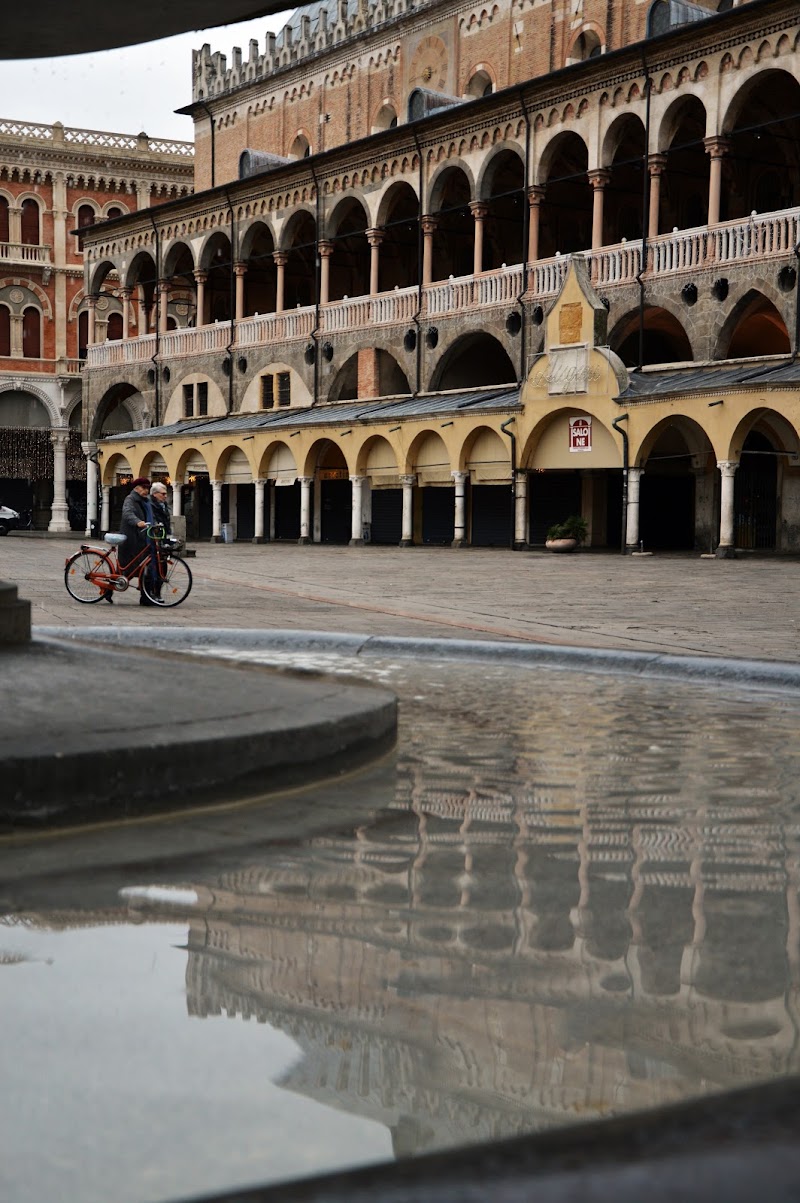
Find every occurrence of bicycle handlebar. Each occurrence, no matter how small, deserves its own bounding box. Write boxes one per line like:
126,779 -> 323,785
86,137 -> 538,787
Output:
145,524 -> 166,540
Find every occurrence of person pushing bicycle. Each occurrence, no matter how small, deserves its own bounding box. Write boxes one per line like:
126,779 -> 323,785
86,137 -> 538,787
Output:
104,476 -> 161,606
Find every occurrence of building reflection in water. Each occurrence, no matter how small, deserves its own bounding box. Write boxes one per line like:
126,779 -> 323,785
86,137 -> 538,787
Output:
178,661 -> 800,1158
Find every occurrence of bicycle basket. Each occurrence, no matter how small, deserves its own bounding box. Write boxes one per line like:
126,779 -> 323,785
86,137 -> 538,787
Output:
164,534 -> 184,553
104,532 -> 127,546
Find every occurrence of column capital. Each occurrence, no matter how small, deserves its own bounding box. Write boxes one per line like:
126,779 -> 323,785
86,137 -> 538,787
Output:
254,477 -> 267,487
704,135 -> 731,159
193,269 -> 208,283
421,215 -> 439,236
587,168 -> 612,190
273,250 -> 289,267
469,200 -> 489,220
717,459 -> 739,477
211,478 -> 224,489
233,261 -> 248,277
400,474 -> 416,486
158,279 -> 171,292
365,228 -> 385,248
349,474 -> 367,484
81,440 -> 97,455
85,294 -> 98,309
647,152 -> 668,175
627,465 -> 644,478
297,475 -> 314,485
452,470 -> 469,484
318,240 -> 334,258
118,286 -> 132,299
50,427 -> 70,448
527,184 -> 546,205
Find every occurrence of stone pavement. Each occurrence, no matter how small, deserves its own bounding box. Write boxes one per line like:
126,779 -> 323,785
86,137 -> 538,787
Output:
4,533 -> 800,662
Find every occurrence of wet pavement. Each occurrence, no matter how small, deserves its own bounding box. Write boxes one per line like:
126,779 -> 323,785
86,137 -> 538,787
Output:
3,648 -> 800,1203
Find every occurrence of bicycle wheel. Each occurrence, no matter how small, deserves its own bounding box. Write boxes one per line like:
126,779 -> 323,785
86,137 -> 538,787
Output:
142,555 -> 192,607
64,550 -> 113,603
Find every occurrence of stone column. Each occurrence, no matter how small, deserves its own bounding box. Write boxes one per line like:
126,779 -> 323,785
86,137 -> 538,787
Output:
318,241 -> 333,305
82,440 -> 99,535
588,169 -> 612,251
366,229 -> 384,296
625,467 -> 644,552
158,280 -> 170,334
421,216 -> 438,286
298,476 -> 313,543
212,479 -> 223,541
8,204 -> 21,244
234,263 -> 247,320
86,294 -> 97,345
119,288 -> 132,340
349,475 -> 366,545
647,154 -> 667,240
716,460 -> 738,558
101,486 -> 110,533
171,480 -> 182,518
704,137 -> 730,227
274,251 -> 289,313
400,474 -> 416,546
469,201 -> 489,276
514,470 -> 528,549
253,478 -> 266,542
527,185 -> 545,264
193,270 -> 207,327
48,428 -> 70,532
452,470 -> 469,548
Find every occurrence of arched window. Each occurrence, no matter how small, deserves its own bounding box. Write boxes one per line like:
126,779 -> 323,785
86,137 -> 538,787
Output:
20,199 -> 40,246
77,204 -> 96,230
373,104 -> 398,133
22,307 -> 41,358
0,306 -> 10,356
106,312 -> 123,341
465,70 -> 493,99
568,29 -> 602,63
106,206 -> 123,220
78,310 -> 89,359
289,133 -> 311,159
0,197 -> 8,244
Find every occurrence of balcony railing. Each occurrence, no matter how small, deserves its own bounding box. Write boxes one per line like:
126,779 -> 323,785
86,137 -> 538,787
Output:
84,206 -> 800,370
0,242 -> 51,266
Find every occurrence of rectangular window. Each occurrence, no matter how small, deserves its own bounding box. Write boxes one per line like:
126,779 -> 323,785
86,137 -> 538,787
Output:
197,382 -> 208,416
260,375 -> 274,409
183,384 -> 193,418
277,372 -> 291,407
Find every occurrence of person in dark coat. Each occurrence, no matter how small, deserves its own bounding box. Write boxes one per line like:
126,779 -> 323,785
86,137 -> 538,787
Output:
117,476 -> 156,606
149,482 -> 171,534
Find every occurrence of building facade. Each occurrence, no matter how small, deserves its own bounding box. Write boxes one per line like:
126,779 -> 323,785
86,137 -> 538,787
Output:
84,0 -> 800,554
0,119 -> 192,530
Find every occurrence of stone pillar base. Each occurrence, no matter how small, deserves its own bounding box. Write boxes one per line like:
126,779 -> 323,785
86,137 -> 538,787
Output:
715,545 -> 737,559
251,536 -> 267,544
349,537 -> 364,547
297,536 -> 311,545
513,540 -> 528,551
399,539 -> 414,548
624,544 -> 639,555
48,505 -> 71,533
451,538 -> 466,549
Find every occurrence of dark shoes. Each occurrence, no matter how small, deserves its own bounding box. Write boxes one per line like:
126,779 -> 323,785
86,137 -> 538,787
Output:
102,592 -> 114,604
139,595 -> 155,606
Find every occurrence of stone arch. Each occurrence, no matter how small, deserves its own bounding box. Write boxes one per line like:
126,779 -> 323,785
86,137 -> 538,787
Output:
656,93 -> 708,153
173,446 -> 210,487
88,259 -> 118,294
301,436 -> 353,478
406,428 -> 452,478
428,160 -> 476,212
464,66 -> 495,99
610,304 -> 694,367
458,423 -> 510,474
537,130 -> 591,257
124,249 -> 157,290
720,69 -> 800,220
372,101 -> 398,133
328,348 -> 411,403
91,382 -> 143,440
566,23 -> 604,65
101,451 -> 133,488
430,331 -> 516,391
715,290 -> 790,360
257,439 -> 298,482
215,444 -> 256,482
163,238 -> 197,278
0,379 -> 59,427
356,433 -> 399,477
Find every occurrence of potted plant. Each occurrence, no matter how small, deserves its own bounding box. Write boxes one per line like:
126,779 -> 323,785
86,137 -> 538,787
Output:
545,514 -> 588,552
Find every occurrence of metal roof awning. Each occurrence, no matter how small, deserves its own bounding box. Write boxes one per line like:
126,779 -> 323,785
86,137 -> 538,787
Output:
617,359 -> 800,403
101,386 -> 522,443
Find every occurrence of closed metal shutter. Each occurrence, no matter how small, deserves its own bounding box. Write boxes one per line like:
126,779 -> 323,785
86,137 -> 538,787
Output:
422,487 -> 454,545
371,489 -> 402,544
471,484 -> 512,547
274,481 -> 301,540
528,472 -> 582,545
321,479 -> 352,544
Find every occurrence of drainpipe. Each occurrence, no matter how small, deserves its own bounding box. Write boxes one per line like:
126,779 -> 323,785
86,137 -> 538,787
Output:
197,101 -> 216,189
309,158 -> 322,407
637,52 -> 653,372
612,413 -> 629,555
517,88 -> 531,386
223,187 -> 236,415
500,415 -> 518,550
146,209 -> 161,427
412,125 -> 424,397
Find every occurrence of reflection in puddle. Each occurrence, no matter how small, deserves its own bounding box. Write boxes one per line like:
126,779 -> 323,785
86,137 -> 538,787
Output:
3,655 -> 800,1200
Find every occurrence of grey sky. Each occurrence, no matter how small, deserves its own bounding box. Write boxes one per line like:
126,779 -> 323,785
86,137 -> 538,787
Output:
0,12 -> 295,143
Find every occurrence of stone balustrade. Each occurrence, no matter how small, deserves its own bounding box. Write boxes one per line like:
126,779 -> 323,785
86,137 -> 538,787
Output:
0,241 -> 51,265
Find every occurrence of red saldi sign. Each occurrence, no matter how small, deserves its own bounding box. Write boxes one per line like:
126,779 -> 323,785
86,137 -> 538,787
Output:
569,416 -> 592,452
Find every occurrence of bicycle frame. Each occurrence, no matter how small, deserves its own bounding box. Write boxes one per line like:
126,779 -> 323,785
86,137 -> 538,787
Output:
79,537 -> 166,594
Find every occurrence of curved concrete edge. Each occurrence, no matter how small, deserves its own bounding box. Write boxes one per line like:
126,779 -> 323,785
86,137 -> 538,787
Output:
178,1074 -> 800,1203
2,636 -> 397,830
37,625 -> 800,695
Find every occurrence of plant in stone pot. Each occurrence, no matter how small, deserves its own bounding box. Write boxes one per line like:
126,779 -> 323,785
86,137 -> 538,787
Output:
545,514 -> 588,552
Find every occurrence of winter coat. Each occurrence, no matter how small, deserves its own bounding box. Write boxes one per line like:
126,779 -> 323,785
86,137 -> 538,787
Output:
119,490 -> 152,568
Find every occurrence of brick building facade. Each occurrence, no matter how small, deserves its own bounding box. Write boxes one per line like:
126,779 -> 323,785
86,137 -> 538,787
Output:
83,0 -> 800,556
0,120 -> 192,530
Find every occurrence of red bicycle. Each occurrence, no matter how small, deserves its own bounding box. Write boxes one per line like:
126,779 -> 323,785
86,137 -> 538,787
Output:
64,526 -> 192,607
